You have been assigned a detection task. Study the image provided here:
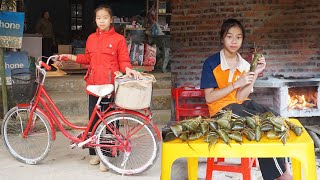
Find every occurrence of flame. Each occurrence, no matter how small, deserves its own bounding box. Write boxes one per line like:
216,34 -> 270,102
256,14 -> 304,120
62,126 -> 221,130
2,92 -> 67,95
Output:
288,94 -> 316,110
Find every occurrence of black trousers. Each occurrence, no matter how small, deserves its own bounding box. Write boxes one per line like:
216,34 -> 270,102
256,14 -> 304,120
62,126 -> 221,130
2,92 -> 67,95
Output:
88,95 -> 112,155
224,100 -> 287,180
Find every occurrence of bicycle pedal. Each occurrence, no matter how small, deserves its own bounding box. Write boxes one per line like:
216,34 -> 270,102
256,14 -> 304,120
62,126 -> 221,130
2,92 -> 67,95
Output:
78,135 -> 97,148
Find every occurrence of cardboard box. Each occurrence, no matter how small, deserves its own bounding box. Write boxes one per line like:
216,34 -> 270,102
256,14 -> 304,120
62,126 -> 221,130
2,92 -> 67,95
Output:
60,60 -> 81,70
73,48 -> 85,55
58,45 -> 72,54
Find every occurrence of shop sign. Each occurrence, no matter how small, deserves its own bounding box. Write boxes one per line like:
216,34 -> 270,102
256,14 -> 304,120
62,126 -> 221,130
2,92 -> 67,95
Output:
0,11 -> 25,48
0,51 -> 29,85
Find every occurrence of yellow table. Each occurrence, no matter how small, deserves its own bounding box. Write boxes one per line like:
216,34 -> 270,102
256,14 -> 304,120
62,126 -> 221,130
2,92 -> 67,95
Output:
161,119 -> 317,180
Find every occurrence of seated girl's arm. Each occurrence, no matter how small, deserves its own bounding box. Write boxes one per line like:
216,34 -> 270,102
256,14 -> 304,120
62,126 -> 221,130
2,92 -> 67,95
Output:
201,60 -> 235,103
233,72 -> 256,101
204,85 -> 235,103
235,56 -> 266,101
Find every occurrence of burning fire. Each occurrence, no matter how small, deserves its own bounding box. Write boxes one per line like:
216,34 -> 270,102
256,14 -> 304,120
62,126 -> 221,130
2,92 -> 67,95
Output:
288,93 -> 317,110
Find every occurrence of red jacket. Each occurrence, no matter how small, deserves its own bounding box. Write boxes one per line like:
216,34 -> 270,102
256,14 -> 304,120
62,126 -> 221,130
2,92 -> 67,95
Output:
76,27 -> 132,88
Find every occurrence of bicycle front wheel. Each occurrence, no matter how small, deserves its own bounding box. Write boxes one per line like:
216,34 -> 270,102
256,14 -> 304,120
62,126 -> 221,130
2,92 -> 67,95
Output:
2,106 -> 52,164
95,113 -> 160,175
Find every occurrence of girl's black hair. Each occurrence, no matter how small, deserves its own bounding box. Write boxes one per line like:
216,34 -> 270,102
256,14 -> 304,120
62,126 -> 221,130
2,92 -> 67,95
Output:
94,4 -> 113,18
220,18 -> 245,42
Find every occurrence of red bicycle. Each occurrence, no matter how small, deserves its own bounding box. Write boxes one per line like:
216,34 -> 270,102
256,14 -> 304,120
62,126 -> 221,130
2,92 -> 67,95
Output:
2,55 -> 161,175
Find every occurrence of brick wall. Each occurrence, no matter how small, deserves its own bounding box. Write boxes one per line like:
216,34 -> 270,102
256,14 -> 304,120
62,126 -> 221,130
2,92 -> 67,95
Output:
170,0 -> 320,87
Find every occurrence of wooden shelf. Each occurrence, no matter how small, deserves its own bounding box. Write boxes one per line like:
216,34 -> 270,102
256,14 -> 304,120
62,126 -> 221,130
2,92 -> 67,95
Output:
147,0 -> 171,35
124,28 -> 146,37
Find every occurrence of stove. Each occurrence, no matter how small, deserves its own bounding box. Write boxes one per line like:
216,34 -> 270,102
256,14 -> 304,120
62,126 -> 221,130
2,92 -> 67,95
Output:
254,76 -> 320,117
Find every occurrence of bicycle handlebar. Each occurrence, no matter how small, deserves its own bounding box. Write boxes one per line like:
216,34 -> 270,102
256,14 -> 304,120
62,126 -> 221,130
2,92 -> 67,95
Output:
36,55 -> 69,71
58,55 -> 69,61
35,55 -> 68,84
40,61 -> 52,71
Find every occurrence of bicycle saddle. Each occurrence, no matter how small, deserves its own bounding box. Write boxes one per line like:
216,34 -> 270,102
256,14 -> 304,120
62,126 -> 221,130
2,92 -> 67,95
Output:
86,84 -> 114,97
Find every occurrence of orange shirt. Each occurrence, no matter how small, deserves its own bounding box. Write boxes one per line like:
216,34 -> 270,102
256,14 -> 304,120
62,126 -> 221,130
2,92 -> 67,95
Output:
200,50 -> 250,116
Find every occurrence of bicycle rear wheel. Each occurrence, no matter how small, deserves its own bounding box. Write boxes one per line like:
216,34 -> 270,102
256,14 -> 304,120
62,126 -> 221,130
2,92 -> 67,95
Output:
2,107 -> 52,164
95,113 -> 159,175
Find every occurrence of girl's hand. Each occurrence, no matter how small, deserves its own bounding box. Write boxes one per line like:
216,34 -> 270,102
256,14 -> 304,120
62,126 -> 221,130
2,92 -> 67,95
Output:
114,71 -> 123,78
235,72 -> 255,88
254,55 -> 266,74
59,54 -> 76,61
125,67 -> 142,79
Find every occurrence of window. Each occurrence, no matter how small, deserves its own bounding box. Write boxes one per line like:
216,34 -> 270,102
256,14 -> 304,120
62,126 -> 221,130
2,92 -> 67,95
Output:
71,1 -> 82,31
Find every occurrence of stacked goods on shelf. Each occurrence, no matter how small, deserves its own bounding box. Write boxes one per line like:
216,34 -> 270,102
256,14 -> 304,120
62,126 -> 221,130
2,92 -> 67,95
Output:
143,44 -> 157,66
127,40 -> 157,72
129,43 -> 144,66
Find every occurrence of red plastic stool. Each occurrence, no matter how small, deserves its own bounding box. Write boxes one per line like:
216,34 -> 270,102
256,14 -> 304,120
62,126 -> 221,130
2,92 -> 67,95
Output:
206,158 -> 256,180
172,87 -> 209,122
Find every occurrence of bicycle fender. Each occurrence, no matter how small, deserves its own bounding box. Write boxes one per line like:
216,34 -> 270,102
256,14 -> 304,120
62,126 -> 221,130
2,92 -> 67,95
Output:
106,110 -> 162,141
150,121 -> 162,140
36,107 -> 56,140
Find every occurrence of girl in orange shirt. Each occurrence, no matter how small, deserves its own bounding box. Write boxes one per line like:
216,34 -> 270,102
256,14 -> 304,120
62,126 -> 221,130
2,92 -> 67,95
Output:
201,18 -> 292,180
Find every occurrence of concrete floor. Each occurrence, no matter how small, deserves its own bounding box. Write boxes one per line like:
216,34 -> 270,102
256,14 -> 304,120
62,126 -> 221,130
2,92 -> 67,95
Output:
0,131 -> 320,180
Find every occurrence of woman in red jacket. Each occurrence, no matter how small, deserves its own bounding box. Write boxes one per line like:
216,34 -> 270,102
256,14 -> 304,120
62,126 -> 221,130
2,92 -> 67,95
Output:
61,5 -> 140,172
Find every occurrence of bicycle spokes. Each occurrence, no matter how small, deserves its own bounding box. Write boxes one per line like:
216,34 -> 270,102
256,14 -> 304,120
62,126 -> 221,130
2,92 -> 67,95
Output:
2,107 -> 52,164
16,111 -> 25,134
95,114 -> 159,175
123,120 -> 150,141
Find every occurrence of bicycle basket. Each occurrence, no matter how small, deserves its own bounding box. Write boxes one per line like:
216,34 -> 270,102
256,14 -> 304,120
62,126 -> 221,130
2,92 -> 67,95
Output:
114,73 -> 156,110
11,68 -> 37,104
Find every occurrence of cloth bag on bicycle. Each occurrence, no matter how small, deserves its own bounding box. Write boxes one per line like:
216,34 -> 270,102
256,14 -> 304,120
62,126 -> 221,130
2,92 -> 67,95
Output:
114,73 -> 156,110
